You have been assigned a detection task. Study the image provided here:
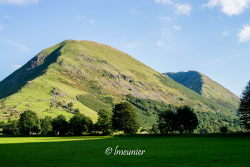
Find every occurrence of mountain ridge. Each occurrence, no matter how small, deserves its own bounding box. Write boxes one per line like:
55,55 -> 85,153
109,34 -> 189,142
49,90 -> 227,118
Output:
0,40 -> 240,132
164,71 -> 239,110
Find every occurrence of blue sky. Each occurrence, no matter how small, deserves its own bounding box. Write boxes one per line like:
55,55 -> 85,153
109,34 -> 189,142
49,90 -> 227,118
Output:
0,0 -> 249,96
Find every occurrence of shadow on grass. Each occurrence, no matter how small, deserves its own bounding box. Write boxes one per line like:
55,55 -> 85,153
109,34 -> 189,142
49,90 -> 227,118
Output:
0,135 -> 250,167
1,132 -> 250,138
117,132 -> 250,138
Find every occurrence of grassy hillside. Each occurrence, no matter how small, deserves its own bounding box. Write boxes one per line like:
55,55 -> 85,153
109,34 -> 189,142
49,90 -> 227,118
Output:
0,40 -> 240,131
165,71 -> 239,111
201,74 -> 239,108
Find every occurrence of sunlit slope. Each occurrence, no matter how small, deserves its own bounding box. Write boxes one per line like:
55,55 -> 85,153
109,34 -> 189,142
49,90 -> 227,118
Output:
0,41 -> 239,128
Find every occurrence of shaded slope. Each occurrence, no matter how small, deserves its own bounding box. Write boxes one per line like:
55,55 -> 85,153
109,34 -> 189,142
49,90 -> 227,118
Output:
164,71 -> 239,110
165,71 -> 203,94
0,43 -> 63,99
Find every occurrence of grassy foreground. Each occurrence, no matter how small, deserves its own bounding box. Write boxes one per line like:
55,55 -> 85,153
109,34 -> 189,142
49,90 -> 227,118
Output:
0,136 -> 249,167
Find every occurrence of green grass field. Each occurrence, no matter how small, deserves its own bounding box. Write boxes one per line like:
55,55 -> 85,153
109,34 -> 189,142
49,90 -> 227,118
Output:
0,135 -> 249,167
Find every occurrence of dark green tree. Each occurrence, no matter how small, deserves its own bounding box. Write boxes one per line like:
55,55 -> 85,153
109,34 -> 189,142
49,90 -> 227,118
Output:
95,109 -> 112,135
2,120 -> 19,135
112,102 -> 139,134
158,110 -> 177,134
52,115 -> 69,135
239,81 -> 250,130
18,110 -> 40,135
220,126 -> 228,134
150,124 -> 160,134
40,116 -> 53,135
0,121 -> 5,128
69,113 -> 93,135
176,106 -> 199,133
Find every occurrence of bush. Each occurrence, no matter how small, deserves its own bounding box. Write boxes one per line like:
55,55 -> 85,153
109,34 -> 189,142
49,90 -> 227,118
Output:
199,128 -> 208,134
150,124 -> 160,134
220,126 -> 228,134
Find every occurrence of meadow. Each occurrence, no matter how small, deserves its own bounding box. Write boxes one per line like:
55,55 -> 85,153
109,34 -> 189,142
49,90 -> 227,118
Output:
0,135 -> 249,167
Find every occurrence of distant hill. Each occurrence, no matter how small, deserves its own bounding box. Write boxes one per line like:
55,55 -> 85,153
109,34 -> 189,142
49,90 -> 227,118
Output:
164,71 -> 239,110
0,41 -> 240,132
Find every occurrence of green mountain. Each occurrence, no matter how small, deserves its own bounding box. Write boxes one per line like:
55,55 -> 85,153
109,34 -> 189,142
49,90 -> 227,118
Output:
0,40 -> 240,132
165,71 -> 239,110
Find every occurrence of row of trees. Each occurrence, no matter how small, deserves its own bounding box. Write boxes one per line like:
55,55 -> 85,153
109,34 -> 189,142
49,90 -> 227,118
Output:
2,102 -> 139,136
157,106 -> 199,134
3,111 -> 93,136
2,102 -> 201,136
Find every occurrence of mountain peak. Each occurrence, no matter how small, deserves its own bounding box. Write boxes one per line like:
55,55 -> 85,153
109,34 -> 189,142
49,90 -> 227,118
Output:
164,71 -> 239,108
0,41 -> 240,131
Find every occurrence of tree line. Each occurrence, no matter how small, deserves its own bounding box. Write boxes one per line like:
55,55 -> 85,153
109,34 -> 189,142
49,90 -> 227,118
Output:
1,81 -> 249,136
157,106 -> 199,134
5,78 -> 250,136
1,102 -> 139,136
1,101 -> 202,136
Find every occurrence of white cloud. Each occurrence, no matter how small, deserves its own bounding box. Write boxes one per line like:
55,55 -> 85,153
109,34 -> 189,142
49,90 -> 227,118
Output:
11,64 -> 22,69
160,16 -> 172,23
73,16 -> 95,25
155,1 -> 192,16
0,0 -> 39,5
173,25 -> 181,30
204,0 -> 250,16
156,40 -> 166,47
175,3 -> 192,15
0,25 -> 4,31
155,0 -> 172,5
238,25 -> 250,42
